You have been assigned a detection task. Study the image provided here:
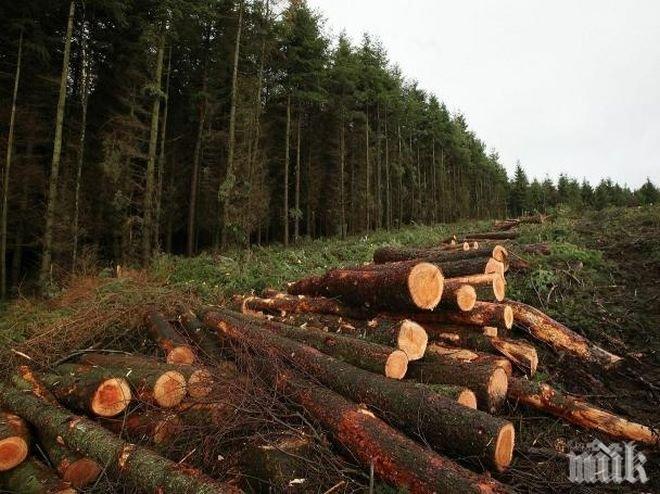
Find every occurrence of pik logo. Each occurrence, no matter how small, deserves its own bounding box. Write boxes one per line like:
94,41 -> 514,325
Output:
568,440 -> 648,484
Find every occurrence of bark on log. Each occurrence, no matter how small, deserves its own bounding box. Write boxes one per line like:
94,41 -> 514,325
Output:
99,410 -> 183,446
0,411 -> 29,471
56,363 -> 186,409
445,273 -> 506,302
146,310 -> 196,364
0,382 -> 238,493
248,291 -> 373,319
0,457 -> 75,493
38,367 -> 132,418
287,262 -> 444,311
506,300 -> 622,368
202,309 -> 515,471
440,283 -> 477,311
40,432 -> 102,488
409,345 -> 511,413
373,245 -> 508,266
408,301 -> 514,330
180,309 -> 236,360
462,231 -> 519,240
508,378 -> 658,446
78,353 -> 213,399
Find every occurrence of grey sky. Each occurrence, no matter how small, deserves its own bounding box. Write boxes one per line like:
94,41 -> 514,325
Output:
307,0 -> 660,188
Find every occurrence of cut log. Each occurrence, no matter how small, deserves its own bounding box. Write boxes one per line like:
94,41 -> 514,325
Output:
78,353 -> 213,399
408,301 -> 514,330
180,309 -> 236,360
445,273 -> 506,302
0,411 -> 29,471
247,316 -> 411,379
0,382 -> 237,493
202,309 -> 515,471
100,410 -> 183,446
38,367 -> 131,418
40,432 -> 102,488
438,257 -> 502,278
0,457 -> 75,493
246,291 -> 373,320
441,283 -> 477,311
425,325 -> 537,376
409,345 -> 510,413
56,363 -> 185,409
373,245 -> 508,266
506,300 -> 622,368
462,231 -> 519,240
509,378 -> 658,446
287,262 -> 444,311
146,310 -> 196,364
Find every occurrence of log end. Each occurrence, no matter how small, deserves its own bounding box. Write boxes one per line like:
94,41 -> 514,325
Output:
483,326 -> 498,337
485,258 -> 505,277
462,242 -> 470,251
493,274 -> 506,302
187,369 -> 214,399
166,346 -> 196,365
472,241 -> 479,250
486,368 -> 509,413
91,377 -> 132,417
408,263 -> 444,310
63,458 -> 102,488
0,436 -> 28,471
492,245 -> 508,264
503,305 -> 514,329
384,350 -> 409,380
154,371 -> 187,408
494,422 -> 515,472
457,389 -> 478,409
153,415 -> 183,445
456,285 -> 477,312
397,320 -> 428,361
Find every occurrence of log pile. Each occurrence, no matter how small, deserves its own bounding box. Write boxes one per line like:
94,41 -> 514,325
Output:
0,224 -> 657,492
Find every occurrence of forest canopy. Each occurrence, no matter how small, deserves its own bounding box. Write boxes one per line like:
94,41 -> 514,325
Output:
0,0 -> 657,296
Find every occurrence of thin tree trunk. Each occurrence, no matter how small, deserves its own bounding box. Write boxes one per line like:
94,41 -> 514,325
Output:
339,114 -> 346,238
220,2 -> 244,248
11,178 -> 28,286
154,44 -> 172,251
283,94 -> 291,247
384,117 -> 391,230
365,110 -> 370,231
186,47 -> 208,257
40,1 -> 75,289
376,104 -> 382,229
294,111 -> 301,242
143,26 -> 166,262
1,29 -> 23,299
397,124 -> 403,225
72,24 -> 90,270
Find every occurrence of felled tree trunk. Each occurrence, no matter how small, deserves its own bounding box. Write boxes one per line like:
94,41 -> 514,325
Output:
287,262 -> 444,311
202,309 -> 515,472
462,231 -> 519,240
436,257 -> 505,278
508,377 -> 658,446
146,310 -> 196,364
78,353 -> 213,399
409,345 -> 511,413
0,411 -> 29,471
445,273 -> 506,302
407,301 -> 514,330
248,316 -> 410,379
373,245 -> 508,265
56,363 -> 186,409
38,366 -> 132,418
246,291 -> 373,319
99,410 -> 183,446
0,382 -> 238,493
0,457 -> 74,494
440,283 -> 477,311
40,432 -> 102,488
506,300 -> 622,368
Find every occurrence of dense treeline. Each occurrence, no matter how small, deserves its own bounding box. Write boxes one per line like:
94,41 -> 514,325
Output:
0,0 -> 656,296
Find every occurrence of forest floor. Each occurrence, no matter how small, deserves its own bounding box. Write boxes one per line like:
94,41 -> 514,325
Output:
0,204 -> 658,493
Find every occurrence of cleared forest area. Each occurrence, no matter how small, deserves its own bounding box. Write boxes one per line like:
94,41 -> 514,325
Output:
0,205 -> 657,492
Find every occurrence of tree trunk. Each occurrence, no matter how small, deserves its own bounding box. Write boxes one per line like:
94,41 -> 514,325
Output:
37,367 -> 131,418
186,46 -> 208,257
0,457 -> 74,494
202,309 -> 515,472
146,310 -> 196,364
283,94 -> 291,247
373,245 -> 508,265
40,432 -> 102,488
506,300 -> 622,368
155,44 -> 172,250
294,111 -> 301,242
0,411 -> 29,471
1,29 -> 23,299
243,291 -> 374,319
444,273 -> 506,302
407,301 -> 514,330
220,2 -> 244,248
99,410 -> 182,446
462,231 -> 519,240
509,377 -> 658,446
339,116 -> 346,237
384,117 -> 391,229
40,1 -> 75,289
287,261 -> 443,311
364,110 -> 370,231
143,26 -> 166,262
440,283 -> 477,311
0,382 -> 238,493
72,23 -> 90,270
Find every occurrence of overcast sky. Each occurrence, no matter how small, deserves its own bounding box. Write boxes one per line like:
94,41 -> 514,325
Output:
307,0 -> 660,188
